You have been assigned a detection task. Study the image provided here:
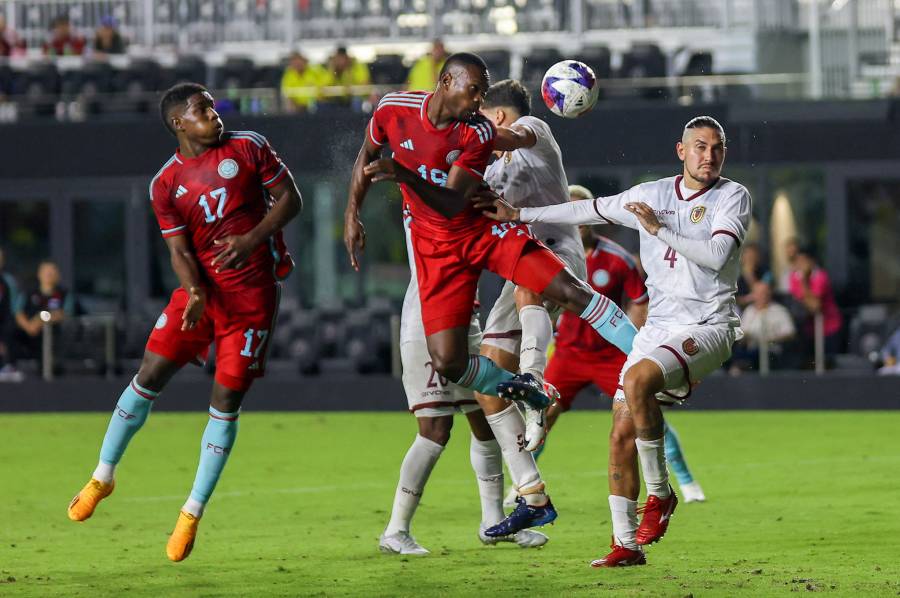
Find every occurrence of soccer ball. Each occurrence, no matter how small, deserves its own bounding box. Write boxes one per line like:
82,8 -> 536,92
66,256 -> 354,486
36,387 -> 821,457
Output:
540,60 -> 600,119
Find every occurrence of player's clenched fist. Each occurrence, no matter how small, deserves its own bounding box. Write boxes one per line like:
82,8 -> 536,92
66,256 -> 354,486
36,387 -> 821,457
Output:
344,214 -> 366,271
181,286 -> 206,331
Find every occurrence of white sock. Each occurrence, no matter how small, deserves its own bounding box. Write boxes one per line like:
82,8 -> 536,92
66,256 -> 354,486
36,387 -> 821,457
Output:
485,403 -> 546,506
469,435 -> 505,527
182,497 -> 205,518
92,461 -> 116,484
518,305 -> 552,382
635,437 -> 671,498
384,434 -> 444,535
609,495 -> 639,550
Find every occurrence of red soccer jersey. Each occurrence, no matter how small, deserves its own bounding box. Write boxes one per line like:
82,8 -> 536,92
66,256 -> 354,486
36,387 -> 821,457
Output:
555,236 -> 648,355
150,130 -> 291,292
368,91 -> 495,240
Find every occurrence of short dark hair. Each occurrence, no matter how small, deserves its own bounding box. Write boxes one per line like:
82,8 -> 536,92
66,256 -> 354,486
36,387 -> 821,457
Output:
439,52 -> 489,80
159,82 -> 208,136
483,79 -> 531,117
684,115 -> 726,145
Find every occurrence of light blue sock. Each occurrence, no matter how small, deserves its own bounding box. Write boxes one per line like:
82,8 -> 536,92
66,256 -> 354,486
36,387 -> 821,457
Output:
579,292 -> 637,355
98,376 -> 157,466
188,407 -> 240,505
455,355 -> 515,396
664,422 -> 694,485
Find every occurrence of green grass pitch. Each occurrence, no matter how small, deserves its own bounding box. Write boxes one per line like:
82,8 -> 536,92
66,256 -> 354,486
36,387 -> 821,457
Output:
1,410 -> 899,597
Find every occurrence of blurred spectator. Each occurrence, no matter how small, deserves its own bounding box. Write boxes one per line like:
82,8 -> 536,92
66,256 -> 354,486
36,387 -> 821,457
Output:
878,325 -> 900,375
730,281 -> 796,373
0,248 -> 22,381
788,248 -> 843,359
777,236 -> 800,293
43,15 -> 86,57
13,260 -> 74,361
281,51 -> 325,112
0,14 -> 26,57
406,39 -> 448,91
736,243 -> 772,307
92,15 -> 127,57
320,46 -> 371,106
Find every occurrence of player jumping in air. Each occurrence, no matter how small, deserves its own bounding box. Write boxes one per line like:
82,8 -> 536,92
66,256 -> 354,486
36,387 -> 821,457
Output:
477,79 -> 586,454
67,83 -> 302,562
479,116 -> 748,565
344,53 -> 638,538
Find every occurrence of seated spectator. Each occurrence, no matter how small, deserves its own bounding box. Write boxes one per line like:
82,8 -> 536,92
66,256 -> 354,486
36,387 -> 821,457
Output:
731,281 -> 796,373
406,39 -> 448,91
320,46 -> 371,107
0,14 -> 26,57
43,15 -> 86,57
788,248 -> 843,363
0,248 -> 22,382
13,260 -> 75,362
877,325 -> 900,375
736,242 -> 772,307
280,51 -> 326,112
92,15 -> 127,57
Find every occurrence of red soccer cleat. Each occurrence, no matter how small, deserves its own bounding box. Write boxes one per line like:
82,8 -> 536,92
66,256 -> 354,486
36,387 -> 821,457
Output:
590,539 -> 646,568
636,485 -> 678,545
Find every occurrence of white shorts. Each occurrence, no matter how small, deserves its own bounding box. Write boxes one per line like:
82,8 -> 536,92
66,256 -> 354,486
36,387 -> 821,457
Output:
613,323 -> 737,404
482,247 -> 586,354
401,330 -> 483,418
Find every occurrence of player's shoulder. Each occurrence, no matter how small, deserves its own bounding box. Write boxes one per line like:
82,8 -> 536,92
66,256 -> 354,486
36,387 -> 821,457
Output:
225,130 -> 270,149
149,153 -> 182,197
636,176 -> 677,195
714,176 -> 750,199
515,115 -> 551,137
462,113 -> 496,144
375,90 -> 429,113
592,236 -> 638,269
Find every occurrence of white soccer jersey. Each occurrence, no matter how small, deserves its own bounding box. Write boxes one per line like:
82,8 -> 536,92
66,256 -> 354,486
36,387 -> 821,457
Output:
484,115 -> 582,263
520,175 -> 751,329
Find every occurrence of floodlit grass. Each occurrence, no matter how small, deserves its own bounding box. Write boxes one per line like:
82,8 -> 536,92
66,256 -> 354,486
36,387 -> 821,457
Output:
1,411 -> 898,597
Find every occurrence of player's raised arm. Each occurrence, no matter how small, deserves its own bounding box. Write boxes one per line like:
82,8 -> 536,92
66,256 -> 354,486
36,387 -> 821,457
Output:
493,122 -> 537,152
344,130 -> 382,271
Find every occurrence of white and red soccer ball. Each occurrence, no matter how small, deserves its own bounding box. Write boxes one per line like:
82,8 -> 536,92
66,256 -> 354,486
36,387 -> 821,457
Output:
541,60 -> 600,119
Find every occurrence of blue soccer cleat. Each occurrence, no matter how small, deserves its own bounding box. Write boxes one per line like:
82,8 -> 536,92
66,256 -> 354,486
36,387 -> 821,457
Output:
482,496 -> 557,537
497,373 -> 555,410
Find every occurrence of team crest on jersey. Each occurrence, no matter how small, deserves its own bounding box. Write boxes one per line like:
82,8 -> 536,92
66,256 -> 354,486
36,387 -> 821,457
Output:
155,313 -> 168,330
217,158 -> 239,179
591,269 -> 610,288
445,150 -> 461,166
682,337 -> 700,356
690,206 -> 707,224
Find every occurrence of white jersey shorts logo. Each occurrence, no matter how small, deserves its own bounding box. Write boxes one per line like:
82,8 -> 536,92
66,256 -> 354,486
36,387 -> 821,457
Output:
218,158 -> 239,179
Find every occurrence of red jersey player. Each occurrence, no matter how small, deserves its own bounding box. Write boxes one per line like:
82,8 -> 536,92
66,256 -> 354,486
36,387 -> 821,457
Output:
344,52 -> 638,538
67,83 -> 302,562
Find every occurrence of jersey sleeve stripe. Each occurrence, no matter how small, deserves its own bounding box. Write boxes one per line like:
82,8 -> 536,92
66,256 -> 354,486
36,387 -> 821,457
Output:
148,155 -> 178,201
632,291 -> 650,304
712,229 -> 741,245
160,224 -> 187,237
591,199 -> 612,224
478,122 -> 494,140
262,164 -> 288,187
467,124 -> 485,144
377,101 -> 425,110
368,119 -> 385,146
230,134 -> 264,148
231,130 -> 267,145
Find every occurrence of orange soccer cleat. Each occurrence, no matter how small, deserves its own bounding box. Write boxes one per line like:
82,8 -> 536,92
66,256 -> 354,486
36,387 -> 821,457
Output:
166,510 -> 201,562
67,478 -> 115,522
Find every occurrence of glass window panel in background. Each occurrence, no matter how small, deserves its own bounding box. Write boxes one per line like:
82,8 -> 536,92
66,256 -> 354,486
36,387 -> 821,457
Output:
0,200 -> 50,291
846,180 -> 900,305
74,201 -> 126,310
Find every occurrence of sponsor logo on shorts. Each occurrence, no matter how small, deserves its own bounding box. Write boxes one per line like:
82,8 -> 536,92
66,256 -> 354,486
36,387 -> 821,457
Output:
217,158 -> 239,179
445,149 -> 461,166
682,337 -> 700,356
690,206 -> 707,223
155,313 -> 167,329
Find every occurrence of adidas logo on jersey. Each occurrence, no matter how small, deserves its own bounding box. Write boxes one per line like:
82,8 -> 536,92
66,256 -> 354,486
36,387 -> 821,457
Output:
400,139 -> 415,151
175,185 -> 188,198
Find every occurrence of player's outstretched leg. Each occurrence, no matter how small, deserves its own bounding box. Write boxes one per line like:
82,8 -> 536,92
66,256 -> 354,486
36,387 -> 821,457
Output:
664,421 -> 706,503
380,417 -> 448,556
623,361 -> 678,546
68,352 -> 179,522
167,384 -> 243,562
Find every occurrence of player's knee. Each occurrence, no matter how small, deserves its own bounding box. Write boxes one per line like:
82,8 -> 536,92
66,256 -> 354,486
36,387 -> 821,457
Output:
429,351 -> 466,381
418,415 -> 453,446
609,418 -> 637,457
623,367 -> 656,405
513,285 -> 542,308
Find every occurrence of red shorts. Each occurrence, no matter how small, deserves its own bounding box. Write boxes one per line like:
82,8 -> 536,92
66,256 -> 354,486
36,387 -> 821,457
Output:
411,218 -> 564,336
544,347 -> 627,410
146,284 -> 280,392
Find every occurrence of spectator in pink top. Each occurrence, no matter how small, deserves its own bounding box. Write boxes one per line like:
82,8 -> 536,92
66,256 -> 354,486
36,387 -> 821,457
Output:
788,248 -> 843,359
